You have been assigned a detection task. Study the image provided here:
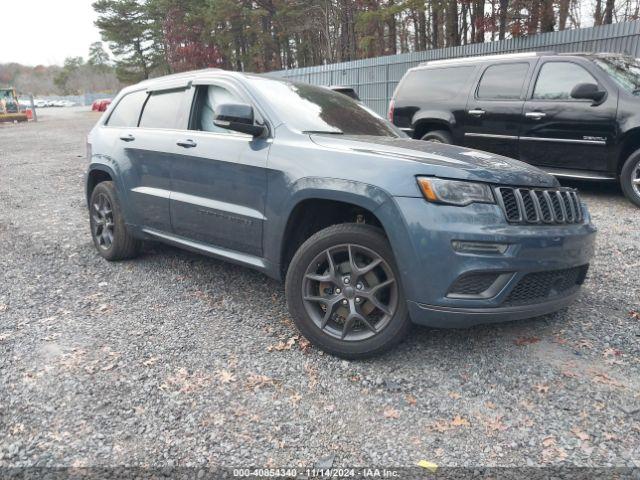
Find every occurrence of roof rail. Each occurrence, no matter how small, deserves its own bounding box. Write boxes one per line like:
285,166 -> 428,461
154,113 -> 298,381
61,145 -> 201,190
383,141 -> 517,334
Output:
418,51 -> 556,67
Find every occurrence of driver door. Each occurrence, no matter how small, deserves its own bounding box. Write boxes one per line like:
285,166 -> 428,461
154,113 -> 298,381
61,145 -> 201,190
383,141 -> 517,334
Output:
519,59 -> 617,172
169,81 -> 270,257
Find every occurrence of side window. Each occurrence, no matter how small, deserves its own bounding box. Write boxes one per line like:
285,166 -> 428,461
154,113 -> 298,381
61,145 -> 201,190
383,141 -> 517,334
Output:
106,90 -> 148,127
139,89 -> 187,129
533,62 -> 598,100
476,63 -> 530,100
190,85 -> 244,134
397,66 -> 475,102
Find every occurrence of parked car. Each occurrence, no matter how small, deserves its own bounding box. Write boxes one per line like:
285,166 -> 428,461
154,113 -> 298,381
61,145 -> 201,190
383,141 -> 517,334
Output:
390,52 -> 640,207
92,98 -> 112,112
86,70 -> 596,358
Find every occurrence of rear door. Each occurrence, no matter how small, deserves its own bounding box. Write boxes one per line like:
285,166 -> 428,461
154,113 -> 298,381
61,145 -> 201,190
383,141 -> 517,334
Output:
100,89 -> 175,232
130,86 -> 192,232
463,61 -> 535,158
169,80 -> 270,257
519,58 -> 617,172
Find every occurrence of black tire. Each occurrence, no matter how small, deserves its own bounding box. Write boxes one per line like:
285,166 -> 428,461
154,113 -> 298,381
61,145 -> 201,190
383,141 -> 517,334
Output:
285,224 -> 411,359
420,130 -> 452,144
89,181 -> 140,261
620,149 -> 640,208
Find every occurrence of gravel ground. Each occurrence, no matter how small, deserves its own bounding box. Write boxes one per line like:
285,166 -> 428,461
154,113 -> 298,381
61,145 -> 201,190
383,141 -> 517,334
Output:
1,108 -> 639,472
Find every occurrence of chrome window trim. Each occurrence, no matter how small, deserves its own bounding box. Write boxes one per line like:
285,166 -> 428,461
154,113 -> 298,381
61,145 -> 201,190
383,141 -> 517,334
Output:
464,133 -> 518,140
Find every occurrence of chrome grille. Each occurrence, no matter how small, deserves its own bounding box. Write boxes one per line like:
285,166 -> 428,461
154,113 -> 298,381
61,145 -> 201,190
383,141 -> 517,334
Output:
495,187 -> 583,225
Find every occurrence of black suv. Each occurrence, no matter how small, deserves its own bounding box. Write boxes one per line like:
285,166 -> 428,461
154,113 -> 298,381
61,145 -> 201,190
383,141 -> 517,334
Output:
390,52 -> 640,207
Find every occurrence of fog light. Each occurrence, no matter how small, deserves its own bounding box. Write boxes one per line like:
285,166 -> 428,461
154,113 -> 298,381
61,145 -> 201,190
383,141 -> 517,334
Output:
451,240 -> 509,255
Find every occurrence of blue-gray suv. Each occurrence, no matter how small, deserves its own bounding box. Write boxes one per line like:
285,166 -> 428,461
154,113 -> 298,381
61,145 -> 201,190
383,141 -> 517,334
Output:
86,70 -> 597,358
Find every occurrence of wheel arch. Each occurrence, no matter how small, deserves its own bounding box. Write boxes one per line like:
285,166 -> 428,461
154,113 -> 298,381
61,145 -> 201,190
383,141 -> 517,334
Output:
618,126 -> 640,174
268,178 -> 402,279
412,112 -> 455,140
86,164 -> 117,205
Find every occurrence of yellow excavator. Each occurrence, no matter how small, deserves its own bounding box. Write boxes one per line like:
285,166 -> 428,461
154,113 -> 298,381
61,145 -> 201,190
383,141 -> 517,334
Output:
0,87 -> 28,123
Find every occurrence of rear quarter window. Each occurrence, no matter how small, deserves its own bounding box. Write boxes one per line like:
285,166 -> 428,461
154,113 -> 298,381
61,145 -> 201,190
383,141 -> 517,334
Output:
106,90 -> 148,127
396,66 -> 475,102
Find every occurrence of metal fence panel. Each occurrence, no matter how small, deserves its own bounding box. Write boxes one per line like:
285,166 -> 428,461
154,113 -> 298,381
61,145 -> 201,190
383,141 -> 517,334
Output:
268,20 -> 640,116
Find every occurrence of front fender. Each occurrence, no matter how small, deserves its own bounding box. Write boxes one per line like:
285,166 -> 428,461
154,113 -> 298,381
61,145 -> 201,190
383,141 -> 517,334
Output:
263,176 -> 401,278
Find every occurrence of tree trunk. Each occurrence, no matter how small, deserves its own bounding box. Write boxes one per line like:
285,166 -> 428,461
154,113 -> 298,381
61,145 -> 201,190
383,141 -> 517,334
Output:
558,0 -> 570,29
386,0 -> 397,54
461,2 -> 469,44
594,0 -> 603,25
418,7 -> 428,50
474,0 -> 485,43
432,1 -> 441,47
527,1 -> 540,34
540,0 -> 555,32
446,0 -> 460,46
499,0 -> 509,39
603,0 -> 615,23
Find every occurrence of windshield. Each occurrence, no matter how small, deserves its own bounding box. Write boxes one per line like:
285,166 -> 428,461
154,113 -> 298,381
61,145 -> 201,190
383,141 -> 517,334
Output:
247,76 -> 400,137
593,56 -> 640,95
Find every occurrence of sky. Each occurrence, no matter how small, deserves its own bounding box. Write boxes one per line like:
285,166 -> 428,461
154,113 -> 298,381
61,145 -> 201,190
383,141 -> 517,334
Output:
0,0 -> 106,66
0,0 -> 597,67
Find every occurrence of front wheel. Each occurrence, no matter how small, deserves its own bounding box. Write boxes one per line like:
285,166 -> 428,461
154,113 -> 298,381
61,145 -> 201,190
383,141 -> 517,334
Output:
620,149 -> 640,208
285,224 -> 411,359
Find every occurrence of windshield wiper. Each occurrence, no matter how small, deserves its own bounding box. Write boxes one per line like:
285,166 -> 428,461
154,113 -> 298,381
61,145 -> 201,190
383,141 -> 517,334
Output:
302,130 -> 344,135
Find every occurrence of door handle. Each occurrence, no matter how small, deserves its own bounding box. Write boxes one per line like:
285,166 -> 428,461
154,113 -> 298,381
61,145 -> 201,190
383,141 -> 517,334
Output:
176,139 -> 197,148
468,109 -> 485,116
119,134 -> 135,142
525,111 -> 547,120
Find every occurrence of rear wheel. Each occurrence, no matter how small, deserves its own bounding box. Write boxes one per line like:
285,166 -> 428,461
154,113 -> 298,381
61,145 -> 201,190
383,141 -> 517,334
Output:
89,181 -> 140,260
620,149 -> 640,208
285,224 -> 411,359
420,130 -> 452,144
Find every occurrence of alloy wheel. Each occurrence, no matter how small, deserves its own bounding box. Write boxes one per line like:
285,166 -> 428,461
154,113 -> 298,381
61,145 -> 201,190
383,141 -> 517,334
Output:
301,243 -> 398,341
92,193 -> 114,250
633,161 -> 640,197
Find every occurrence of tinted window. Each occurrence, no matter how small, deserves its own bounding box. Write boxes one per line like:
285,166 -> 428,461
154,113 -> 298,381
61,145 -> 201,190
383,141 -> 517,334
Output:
477,63 -> 529,100
533,62 -> 598,100
247,77 -> 399,136
139,89 -> 186,129
398,66 -> 475,101
593,56 -> 640,95
106,90 -> 147,127
191,85 -> 244,134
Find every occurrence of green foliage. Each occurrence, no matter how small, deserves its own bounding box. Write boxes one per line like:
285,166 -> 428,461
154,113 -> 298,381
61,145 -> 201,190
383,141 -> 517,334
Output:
90,0 -> 626,81
89,42 -> 111,67
93,0 -> 166,82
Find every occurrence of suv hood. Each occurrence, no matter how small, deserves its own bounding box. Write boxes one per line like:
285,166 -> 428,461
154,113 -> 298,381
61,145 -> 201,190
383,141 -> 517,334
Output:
310,134 -> 559,188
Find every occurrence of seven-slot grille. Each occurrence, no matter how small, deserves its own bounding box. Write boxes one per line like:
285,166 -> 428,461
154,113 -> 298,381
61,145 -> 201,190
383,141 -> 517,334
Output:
495,187 -> 583,224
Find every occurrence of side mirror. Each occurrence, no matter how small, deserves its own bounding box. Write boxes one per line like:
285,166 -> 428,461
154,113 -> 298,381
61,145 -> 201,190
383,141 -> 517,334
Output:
214,103 -> 266,137
570,83 -> 606,104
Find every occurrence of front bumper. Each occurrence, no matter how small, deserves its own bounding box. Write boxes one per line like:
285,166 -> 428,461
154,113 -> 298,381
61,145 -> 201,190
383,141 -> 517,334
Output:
408,291 -> 580,328
378,197 -> 597,328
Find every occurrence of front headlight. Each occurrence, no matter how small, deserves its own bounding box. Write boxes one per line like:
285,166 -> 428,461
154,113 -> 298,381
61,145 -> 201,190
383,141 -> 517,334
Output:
417,177 -> 495,206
